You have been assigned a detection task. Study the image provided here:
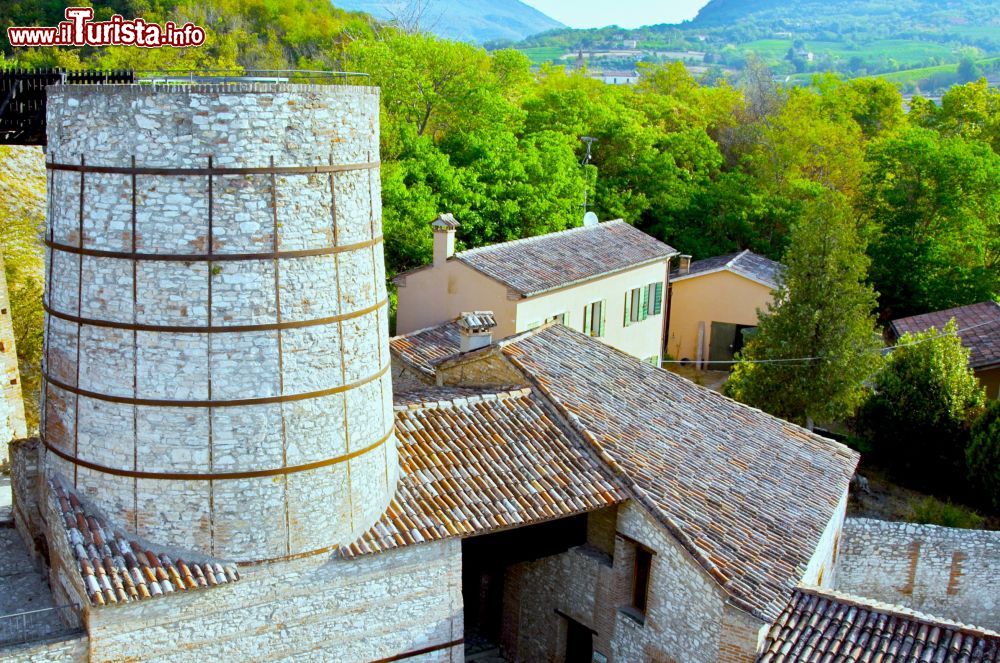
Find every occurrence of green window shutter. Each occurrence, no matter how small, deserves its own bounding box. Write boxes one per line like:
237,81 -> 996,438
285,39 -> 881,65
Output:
583,304 -> 592,335
652,282 -> 663,315
639,285 -> 649,321
598,300 -> 606,337
624,291 -> 632,327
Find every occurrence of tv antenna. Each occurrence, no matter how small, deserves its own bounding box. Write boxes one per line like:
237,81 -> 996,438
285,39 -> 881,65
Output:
580,136 -> 597,214
580,136 -> 597,165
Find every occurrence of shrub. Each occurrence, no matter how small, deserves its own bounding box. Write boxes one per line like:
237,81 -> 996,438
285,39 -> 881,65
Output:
967,399 -> 1000,511
857,320 -> 985,485
908,496 -> 985,529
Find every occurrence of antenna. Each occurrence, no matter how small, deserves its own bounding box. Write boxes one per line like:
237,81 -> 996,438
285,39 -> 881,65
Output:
580,135 -> 597,213
580,136 -> 597,165
583,211 -> 599,227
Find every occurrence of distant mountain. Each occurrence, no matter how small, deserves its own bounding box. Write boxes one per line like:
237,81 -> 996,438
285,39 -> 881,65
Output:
331,0 -> 564,43
691,0 -> 993,26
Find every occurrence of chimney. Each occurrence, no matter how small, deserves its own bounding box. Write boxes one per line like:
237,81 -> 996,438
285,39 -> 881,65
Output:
679,254 -> 692,275
457,311 -> 497,353
431,213 -> 459,267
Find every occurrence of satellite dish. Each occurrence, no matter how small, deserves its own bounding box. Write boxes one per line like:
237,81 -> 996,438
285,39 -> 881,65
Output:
583,211 -> 599,227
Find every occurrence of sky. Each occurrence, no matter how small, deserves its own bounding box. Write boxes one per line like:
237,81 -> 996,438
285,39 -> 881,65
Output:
522,0 -> 710,29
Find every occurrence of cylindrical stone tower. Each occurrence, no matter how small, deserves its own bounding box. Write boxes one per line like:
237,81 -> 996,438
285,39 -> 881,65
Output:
41,83 -> 396,563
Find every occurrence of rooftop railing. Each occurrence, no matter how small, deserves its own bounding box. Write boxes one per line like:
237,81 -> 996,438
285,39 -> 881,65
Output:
0,605 -> 83,648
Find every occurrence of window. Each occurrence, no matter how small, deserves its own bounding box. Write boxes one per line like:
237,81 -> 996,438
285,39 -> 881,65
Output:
583,300 -> 605,337
624,282 -> 662,326
631,546 -> 653,615
546,312 -> 567,326
623,287 -> 646,326
647,281 -> 663,316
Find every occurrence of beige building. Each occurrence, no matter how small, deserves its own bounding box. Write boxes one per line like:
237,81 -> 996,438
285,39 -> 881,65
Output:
666,250 -> 783,368
395,215 -> 677,364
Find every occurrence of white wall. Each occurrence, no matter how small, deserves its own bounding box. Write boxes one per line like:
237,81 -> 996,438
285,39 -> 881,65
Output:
515,261 -> 669,362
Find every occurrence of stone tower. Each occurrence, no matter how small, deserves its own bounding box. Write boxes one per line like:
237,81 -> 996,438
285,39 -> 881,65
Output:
40,83 -> 396,562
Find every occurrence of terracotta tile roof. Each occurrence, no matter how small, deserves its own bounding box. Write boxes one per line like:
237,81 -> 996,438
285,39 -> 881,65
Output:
890,301 -> 1000,369
498,324 -> 859,621
342,387 -> 625,557
52,479 -> 239,607
759,587 -> 1000,662
454,220 -> 676,296
390,321 -> 462,376
393,385 -> 512,407
672,249 -> 783,288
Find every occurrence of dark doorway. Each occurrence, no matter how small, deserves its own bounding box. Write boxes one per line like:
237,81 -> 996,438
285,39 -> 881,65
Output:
709,322 -> 756,369
564,617 -> 594,663
462,515 -> 589,660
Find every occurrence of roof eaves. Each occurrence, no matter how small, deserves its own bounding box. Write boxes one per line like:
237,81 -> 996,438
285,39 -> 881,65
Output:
794,586 -> 1000,638
391,262 -> 434,284
452,257 -> 529,296
513,252 -> 679,298
670,264 -> 778,290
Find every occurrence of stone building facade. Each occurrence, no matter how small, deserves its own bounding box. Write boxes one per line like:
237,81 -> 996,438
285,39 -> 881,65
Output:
1,253 -> 28,454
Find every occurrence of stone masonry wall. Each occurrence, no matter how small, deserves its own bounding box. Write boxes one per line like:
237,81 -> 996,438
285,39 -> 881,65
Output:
501,542 -> 613,662
836,517 -> 1000,630
1,254 -> 28,453
83,539 -> 463,663
612,501 -> 747,663
42,84 -> 396,562
1,635 -> 87,662
499,502 -> 764,663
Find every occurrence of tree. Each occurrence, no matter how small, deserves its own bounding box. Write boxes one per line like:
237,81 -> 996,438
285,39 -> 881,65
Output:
726,190 -> 882,428
857,320 -> 986,484
861,128 -> 1000,319
958,55 -> 982,83
912,79 -> 1000,154
966,399 -> 1000,511
0,146 -> 46,431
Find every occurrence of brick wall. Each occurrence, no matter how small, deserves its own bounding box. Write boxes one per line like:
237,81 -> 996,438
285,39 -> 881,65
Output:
836,518 -> 1000,630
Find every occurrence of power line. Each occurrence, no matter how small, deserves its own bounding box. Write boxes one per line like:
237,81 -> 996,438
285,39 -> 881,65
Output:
659,317 -> 997,366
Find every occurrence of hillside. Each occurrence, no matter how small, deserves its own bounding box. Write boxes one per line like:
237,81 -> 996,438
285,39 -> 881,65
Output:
510,0 -> 1000,93
331,0 -> 563,43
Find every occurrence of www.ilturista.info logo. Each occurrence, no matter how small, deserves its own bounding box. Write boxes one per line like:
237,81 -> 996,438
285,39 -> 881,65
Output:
7,7 -> 206,48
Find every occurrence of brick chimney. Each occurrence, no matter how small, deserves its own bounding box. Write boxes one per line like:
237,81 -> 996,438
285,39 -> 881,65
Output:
457,311 -> 497,353
431,213 -> 459,267
678,255 -> 692,275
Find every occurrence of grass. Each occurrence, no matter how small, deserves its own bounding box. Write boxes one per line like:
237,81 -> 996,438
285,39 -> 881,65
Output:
908,496 -> 986,530
520,46 -> 567,65
739,38 -> 954,67
875,56 -> 1000,85
849,462 -> 998,531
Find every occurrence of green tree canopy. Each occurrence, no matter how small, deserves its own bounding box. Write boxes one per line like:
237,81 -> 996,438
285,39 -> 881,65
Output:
966,399 -> 1000,511
726,189 -> 882,428
858,320 -> 986,484
861,127 -> 1000,319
